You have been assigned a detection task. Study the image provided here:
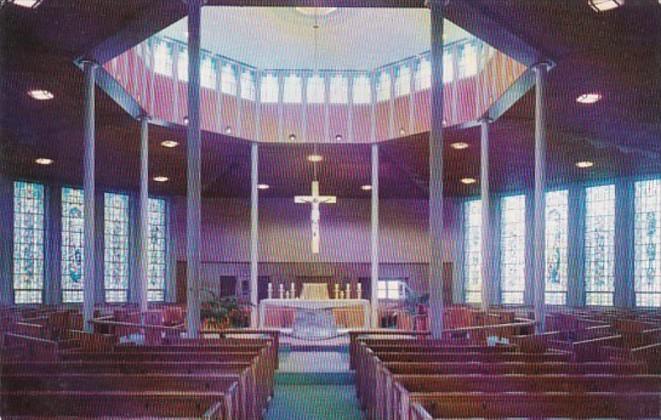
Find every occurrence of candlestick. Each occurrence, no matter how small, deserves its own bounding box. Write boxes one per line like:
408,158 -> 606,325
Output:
346,283 -> 351,299
334,284 -> 339,300
279,284 -> 284,299
285,291 -> 290,299
267,283 -> 273,299
357,282 -> 362,299
291,283 -> 296,299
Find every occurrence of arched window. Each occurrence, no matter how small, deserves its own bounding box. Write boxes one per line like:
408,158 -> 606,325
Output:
376,72 -> 391,102
221,64 -> 237,95
306,74 -> 325,104
329,74 -> 348,104
177,47 -> 188,82
260,73 -> 279,103
13,181 -> 45,304
283,73 -> 302,103
352,75 -> 371,104
153,40 -> 172,76
201,56 -> 216,89
414,58 -> 431,91
394,65 -> 411,97
240,71 -> 256,101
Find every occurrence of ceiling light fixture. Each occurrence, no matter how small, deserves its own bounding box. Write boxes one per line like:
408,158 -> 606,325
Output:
576,93 -> 603,104
10,0 -> 44,8
307,154 -> 323,163
153,176 -> 169,183
460,178 -> 477,185
575,161 -> 594,168
361,185 -> 372,191
258,184 -> 270,190
399,128 -> 406,136
289,133 -> 297,141
35,158 -> 53,165
450,142 -> 469,150
160,140 -> 179,148
335,134 -> 343,141
183,116 -> 189,125
27,89 -> 54,101
225,126 -> 232,134
588,0 -> 624,12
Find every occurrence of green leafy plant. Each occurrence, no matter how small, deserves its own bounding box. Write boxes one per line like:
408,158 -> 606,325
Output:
200,289 -> 251,328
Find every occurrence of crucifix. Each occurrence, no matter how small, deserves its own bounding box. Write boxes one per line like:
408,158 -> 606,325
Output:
295,180 -> 336,254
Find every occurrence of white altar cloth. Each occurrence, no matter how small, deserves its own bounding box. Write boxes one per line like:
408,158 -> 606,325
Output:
258,299 -> 371,329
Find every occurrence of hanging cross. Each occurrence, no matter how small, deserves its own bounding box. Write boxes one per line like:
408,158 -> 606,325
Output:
295,181 -> 336,254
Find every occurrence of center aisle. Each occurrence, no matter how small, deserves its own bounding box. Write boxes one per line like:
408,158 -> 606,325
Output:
265,347 -> 364,420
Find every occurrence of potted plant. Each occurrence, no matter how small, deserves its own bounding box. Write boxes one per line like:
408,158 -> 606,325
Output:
200,289 -> 251,331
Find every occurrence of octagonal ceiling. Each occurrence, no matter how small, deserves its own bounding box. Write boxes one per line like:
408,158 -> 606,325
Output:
159,7 -> 472,70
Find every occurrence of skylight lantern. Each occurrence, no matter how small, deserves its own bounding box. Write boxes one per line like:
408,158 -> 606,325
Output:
588,0 -> 625,12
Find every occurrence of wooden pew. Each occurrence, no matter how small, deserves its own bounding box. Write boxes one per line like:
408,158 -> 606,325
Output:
2,373 -> 241,419
407,392 -> 661,420
2,333 -> 58,361
0,390 -> 235,419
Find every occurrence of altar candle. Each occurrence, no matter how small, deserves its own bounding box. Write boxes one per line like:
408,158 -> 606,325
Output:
334,284 -> 340,299
279,284 -> 284,299
346,283 -> 351,299
357,283 -> 362,299
268,283 -> 273,299
291,283 -> 296,298
340,291 -> 345,299
285,291 -> 290,299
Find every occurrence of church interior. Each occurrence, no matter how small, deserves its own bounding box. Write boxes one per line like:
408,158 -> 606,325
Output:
1,0 -> 661,418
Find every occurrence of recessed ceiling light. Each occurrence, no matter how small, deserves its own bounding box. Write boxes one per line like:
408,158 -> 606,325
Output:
11,0 -> 44,8
335,134 -> 343,141
588,0 -> 624,12
258,184 -> 270,190
450,142 -> 469,150
153,176 -> 169,182
160,140 -> 179,148
35,158 -> 53,165
307,154 -> 323,163
399,128 -> 406,136
576,161 -> 594,168
576,93 -> 602,104
225,126 -> 232,134
289,133 -> 297,141
460,178 -> 477,185
183,116 -> 189,125
27,89 -> 54,101
361,185 -> 372,191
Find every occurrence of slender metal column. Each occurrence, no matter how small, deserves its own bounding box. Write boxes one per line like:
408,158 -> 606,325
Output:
428,0 -> 445,337
82,60 -> 98,332
370,144 -> 379,327
533,63 -> 549,333
186,0 -> 203,337
250,143 -> 259,327
480,118 -> 492,311
137,116 -> 149,314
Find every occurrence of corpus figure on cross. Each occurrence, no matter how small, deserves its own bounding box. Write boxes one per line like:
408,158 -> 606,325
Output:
295,180 -> 336,254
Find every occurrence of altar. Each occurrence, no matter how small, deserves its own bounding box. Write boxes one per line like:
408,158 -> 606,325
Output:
258,298 -> 371,330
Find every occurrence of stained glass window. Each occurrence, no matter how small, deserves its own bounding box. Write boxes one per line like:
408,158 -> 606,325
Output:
443,52 -> 454,83
221,64 -> 237,95
240,70 -> 256,101
177,46 -> 188,82
283,73 -> 302,103
306,74 -> 325,104
260,73 -> 279,103
352,75 -> 371,104
376,72 -> 391,102
201,56 -> 216,89
500,195 -> 525,304
13,181 -> 45,304
464,199 -> 482,304
414,58 -> 431,91
153,40 -> 172,76
634,179 -> 661,307
585,185 -> 615,306
545,190 -> 569,304
61,187 -> 85,303
329,74 -> 348,104
104,193 -> 129,303
148,198 -> 167,301
394,65 -> 411,97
